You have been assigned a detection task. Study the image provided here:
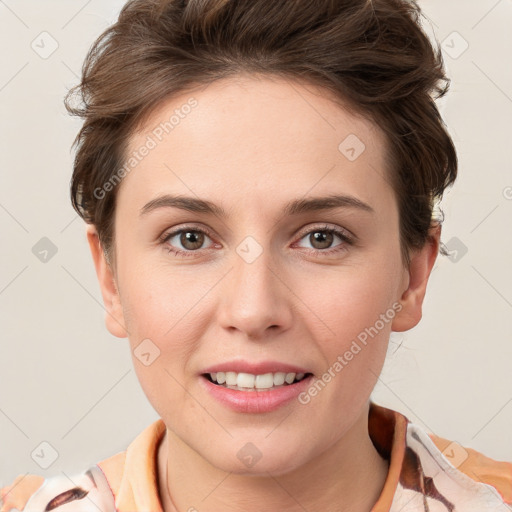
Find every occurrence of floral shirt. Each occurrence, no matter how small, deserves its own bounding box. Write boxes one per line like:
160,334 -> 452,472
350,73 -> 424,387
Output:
2,402 -> 511,511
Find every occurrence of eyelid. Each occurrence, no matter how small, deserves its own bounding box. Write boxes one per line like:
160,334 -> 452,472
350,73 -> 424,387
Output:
159,224 -> 218,249
294,223 -> 355,244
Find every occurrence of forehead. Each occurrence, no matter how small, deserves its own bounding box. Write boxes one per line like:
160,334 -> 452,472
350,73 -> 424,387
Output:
119,74 -> 394,216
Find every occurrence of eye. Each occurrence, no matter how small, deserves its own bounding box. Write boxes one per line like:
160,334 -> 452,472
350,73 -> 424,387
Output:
295,225 -> 353,254
160,226 -> 216,257
159,224 -> 354,258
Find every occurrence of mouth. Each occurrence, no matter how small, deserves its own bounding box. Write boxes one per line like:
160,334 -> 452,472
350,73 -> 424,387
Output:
202,371 -> 313,392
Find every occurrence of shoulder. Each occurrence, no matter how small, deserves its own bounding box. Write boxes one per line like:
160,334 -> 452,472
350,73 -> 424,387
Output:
0,419 -> 163,512
428,431 -> 512,504
398,421 -> 512,509
1,474 -> 44,511
1,465 -> 116,512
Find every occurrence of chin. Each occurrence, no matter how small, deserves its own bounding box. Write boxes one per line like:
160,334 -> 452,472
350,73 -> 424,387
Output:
205,439 -> 309,477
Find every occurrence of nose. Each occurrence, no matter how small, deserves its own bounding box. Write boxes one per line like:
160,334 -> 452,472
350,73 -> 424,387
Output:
217,246 -> 294,340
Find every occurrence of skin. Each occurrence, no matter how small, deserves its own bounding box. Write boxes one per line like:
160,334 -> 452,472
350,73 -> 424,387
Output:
87,74 -> 439,511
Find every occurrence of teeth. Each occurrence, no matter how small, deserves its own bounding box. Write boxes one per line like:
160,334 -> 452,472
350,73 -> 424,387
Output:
284,373 -> 295,384
207,371 -> 308,390
237,373 -> 255,388
255,373 -> 274,389
226,371 -> 237,386
273,372 -> 285,386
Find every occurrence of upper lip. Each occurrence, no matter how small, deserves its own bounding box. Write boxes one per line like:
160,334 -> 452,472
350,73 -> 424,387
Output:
201,360 -> 312,375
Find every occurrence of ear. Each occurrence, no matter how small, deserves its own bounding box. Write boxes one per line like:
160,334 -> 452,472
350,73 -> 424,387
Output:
391,224 -> 441,332
86,225 -> 128,338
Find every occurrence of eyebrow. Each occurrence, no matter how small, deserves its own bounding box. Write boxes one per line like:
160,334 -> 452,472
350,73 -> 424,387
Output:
139,193 -> 374,218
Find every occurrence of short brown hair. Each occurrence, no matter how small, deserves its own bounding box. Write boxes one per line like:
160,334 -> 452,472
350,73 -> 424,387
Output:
66,0 -> 457,265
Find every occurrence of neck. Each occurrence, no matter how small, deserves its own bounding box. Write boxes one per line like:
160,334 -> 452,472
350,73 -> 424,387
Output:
157,402 -> 389,512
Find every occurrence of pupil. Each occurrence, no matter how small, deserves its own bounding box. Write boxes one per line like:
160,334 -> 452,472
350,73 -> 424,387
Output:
312,231 -> 332,249
181,231 -> 204,250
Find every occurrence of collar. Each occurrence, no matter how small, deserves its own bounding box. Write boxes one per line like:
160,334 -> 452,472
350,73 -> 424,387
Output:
97,401 -> 405,511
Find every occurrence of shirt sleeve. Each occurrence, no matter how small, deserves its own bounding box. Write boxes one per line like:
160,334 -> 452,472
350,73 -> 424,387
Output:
428,432 -> 512,505
1,466 -> 116,512
1,474 -> 44,511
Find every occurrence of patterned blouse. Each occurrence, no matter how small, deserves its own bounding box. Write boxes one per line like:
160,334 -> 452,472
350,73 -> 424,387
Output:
1,402 -> 511,511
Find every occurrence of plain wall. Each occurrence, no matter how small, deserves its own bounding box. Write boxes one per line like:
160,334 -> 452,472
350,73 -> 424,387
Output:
1,0 -> 511,484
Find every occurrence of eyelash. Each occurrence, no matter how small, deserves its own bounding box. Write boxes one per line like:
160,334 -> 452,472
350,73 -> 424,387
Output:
159,224 -> 354,258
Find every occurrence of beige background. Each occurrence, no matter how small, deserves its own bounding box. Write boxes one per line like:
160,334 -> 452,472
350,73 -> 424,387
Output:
1,0 -> 511,484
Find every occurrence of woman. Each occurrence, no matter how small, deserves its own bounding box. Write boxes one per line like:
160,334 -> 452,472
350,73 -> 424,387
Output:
2,0 -> 511,510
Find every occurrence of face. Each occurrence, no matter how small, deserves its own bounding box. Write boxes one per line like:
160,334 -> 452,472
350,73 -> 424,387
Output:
89,74 -> 436,475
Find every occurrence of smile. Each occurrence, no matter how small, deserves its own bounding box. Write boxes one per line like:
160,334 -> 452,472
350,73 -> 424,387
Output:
204,371 -> 311,391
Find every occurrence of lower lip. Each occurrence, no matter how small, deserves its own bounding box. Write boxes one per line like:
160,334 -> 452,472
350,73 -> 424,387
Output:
200,374 -> 314,413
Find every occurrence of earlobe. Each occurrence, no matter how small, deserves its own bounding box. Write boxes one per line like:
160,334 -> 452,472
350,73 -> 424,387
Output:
391,224 -> 441,332
86,225 -> 128,338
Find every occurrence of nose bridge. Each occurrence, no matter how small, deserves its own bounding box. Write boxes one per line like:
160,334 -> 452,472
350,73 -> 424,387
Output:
218,238 -> 292,337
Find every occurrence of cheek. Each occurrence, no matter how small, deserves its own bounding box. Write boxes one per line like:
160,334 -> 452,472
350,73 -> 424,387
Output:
292,270 -> 397,449
302,263 -> 400,338
297,260 -> 401,397
117,262 -> 216,388
119,267 -> 206,416
118,256 -> 206,336
297,270 -> 398,411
